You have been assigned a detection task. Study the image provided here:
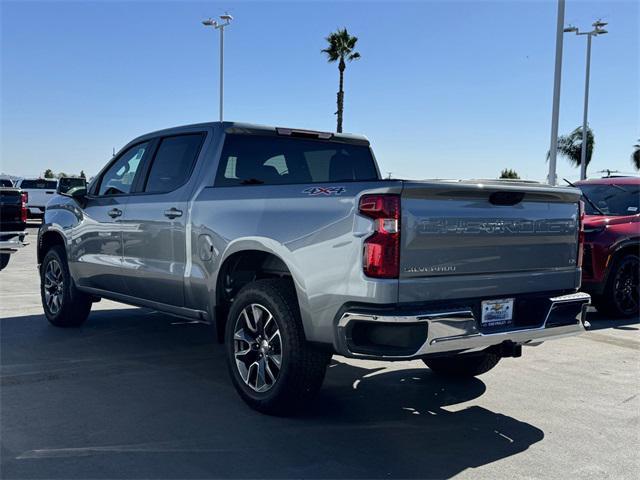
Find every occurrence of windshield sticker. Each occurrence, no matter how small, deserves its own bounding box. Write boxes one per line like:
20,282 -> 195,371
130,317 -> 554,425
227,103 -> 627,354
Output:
303,186 -> 346,196
628,206 -> 638,212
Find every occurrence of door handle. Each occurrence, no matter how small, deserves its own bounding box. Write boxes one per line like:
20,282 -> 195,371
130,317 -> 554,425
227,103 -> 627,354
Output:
108,208 -> 122,218
164,207 -> 183,219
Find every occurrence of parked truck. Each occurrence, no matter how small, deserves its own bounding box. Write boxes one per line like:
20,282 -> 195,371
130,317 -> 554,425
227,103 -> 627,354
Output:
1,185 -> 28,270
15,178 -> 58,218
38,122 -> 590,414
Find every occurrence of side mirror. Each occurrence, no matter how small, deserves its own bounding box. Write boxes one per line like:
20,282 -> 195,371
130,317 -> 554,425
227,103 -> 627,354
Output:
68,186 -> 88,200
57,177 -> 87,197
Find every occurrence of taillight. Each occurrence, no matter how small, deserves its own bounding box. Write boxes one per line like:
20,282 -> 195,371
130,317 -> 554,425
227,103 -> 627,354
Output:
577,200 -> 585,268
20,192 -> 28,223
359,194 -> 400,278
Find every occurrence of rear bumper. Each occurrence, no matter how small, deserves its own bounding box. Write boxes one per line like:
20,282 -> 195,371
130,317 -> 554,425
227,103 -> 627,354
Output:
337,292 -> 590,360
0,231 -> 29,253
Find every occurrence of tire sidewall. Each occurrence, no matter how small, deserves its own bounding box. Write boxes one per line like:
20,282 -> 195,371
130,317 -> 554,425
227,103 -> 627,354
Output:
40,246 -> 73,324
225,281 -> 304,408
609,254 -> 639,317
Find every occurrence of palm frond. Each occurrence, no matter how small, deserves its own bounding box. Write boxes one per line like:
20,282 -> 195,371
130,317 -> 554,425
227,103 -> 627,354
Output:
321,27 -> 360,63
547,126 -> 594,168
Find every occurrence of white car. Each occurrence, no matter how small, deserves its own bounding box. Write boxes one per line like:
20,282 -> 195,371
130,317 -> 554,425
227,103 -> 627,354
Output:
15,178 -> 58,218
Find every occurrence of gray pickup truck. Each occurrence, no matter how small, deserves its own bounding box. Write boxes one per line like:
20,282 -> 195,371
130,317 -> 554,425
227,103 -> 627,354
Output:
38,122 -> 590,414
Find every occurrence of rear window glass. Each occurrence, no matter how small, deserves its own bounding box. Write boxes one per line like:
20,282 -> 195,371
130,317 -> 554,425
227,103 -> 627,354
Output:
215,134 -> 379,186
20,180 -> 58,189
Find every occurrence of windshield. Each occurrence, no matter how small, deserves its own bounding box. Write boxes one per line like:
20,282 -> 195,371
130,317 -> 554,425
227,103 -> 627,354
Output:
579,183 -> 640,216
0,179 -> 14,187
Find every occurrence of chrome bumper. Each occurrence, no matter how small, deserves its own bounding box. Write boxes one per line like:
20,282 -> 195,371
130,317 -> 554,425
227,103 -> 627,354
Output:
0,231 -> 28,253
337,292 -> 590,359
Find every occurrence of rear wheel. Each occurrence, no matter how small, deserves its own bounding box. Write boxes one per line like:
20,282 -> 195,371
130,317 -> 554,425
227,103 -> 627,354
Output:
594,254 -> 639,318
423,350 -> 501,378
225,279 -> 330,415
40,246 -> 92,327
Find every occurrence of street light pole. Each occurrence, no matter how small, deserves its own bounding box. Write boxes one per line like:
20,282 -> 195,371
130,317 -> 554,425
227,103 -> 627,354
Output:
565,20 -> 608,180
579,33 -> 592,181
547,0 -> 566,186
219,24 -> 224,122
202,13 -> 233,122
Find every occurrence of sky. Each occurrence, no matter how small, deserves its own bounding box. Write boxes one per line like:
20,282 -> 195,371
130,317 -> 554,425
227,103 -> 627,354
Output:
1,0 -> 638,182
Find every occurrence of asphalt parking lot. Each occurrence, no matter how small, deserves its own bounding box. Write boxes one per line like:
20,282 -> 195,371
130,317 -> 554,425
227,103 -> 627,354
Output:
1,225 -> 638,479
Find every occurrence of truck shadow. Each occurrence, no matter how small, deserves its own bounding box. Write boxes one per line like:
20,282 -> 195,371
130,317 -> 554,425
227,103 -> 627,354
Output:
1,308 -> 544,479
586,310 -> 639,331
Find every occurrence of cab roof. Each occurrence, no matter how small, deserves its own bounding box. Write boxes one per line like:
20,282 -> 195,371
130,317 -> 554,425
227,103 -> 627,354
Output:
575,176 -> 640,186
132,121 -> 370,146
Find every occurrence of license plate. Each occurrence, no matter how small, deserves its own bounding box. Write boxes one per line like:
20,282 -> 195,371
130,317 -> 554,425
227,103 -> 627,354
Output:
481,298 -> 514,327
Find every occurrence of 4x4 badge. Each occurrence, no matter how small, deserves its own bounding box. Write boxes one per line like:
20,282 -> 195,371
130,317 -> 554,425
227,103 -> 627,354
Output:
302,186 -> 346,196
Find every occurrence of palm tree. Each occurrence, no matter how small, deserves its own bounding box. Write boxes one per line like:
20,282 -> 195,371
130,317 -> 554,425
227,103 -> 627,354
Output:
632,139 -> 640,170
548,126 -> 595,174
322,28 -> 360,133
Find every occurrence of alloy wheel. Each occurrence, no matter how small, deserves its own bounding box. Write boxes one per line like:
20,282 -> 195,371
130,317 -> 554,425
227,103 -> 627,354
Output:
613,257 -> 639,316
233,303 -> 283,393
43,258 -> 64,315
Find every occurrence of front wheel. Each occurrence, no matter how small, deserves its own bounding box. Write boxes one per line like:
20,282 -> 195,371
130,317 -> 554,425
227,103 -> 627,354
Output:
40,246 -> 92,327
594,254 -> 639,318
423,350 -> 501,378
225,279 -> 330,415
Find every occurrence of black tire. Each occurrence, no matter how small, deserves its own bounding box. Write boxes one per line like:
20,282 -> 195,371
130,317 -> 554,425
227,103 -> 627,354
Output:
40,245 -> 92,327
225,279 -> 330,415
0,254 -> 9,271
423,350 -> 501,378
594,254 -> 639,318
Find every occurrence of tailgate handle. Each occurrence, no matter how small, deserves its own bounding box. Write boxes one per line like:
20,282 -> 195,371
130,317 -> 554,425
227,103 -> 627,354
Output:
489,191 -> 525,206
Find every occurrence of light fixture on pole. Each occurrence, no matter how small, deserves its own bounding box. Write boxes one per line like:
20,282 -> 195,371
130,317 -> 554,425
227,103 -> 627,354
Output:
565,19 -> 608,180
202,13 -> 233,122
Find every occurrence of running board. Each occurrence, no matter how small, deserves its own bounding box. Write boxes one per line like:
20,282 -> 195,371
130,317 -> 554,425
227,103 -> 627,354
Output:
78,286 -> 210,323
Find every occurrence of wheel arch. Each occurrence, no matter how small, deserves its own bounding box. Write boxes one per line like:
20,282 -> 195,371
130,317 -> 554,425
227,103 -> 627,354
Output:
38,229 -> 66,265
601,238 -> 640,288
213,243 -> 310,342
608,238 -> 639,269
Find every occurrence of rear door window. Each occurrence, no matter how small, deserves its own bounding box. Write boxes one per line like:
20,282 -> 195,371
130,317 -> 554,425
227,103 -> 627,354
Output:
143,133 -> 205,194
215,134 -> 379,186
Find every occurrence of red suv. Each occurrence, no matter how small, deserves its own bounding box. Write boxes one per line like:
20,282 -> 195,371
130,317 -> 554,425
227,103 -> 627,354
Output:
575,177 -> 639,317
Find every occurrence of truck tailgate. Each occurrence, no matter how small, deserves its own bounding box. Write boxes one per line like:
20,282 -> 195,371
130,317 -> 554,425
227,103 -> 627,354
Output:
399,181 -> 582,302
0,189 -> 23,228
